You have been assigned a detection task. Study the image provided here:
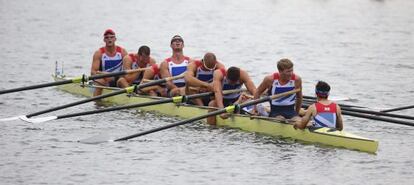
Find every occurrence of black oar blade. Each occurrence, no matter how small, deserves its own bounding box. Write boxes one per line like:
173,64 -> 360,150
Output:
78,133 -> 113,144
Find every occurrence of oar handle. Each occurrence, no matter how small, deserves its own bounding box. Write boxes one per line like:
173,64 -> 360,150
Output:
238,89 -> 300,109
165,73 -> 186,82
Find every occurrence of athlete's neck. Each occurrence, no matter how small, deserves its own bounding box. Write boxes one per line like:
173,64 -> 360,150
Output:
171,52 -> 185,63
105,45 -> 116,53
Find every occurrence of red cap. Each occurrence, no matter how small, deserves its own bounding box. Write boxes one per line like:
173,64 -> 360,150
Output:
103,29 -> 115,36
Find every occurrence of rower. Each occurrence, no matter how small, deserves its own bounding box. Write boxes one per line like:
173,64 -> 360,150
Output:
207,67 -> 257,124
90,29 -> 128,96
159,35 -> 193,97
253,58 -> 303,122
117,45 -> 156,88
140,64 -> 167,97
184,52 -> 225,106
294,81 -> 344,130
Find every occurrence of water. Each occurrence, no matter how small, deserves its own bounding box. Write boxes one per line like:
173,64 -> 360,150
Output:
0,0 -> 413,184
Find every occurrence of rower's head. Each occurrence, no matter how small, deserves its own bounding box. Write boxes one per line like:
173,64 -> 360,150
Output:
202,52 -> 217,71
103,29 -> 116,46
227,66 -> 240,83
170,35 -> 184,52
277,58 -> 294,79
137,45 -> 151,64
315,81 -> 330,99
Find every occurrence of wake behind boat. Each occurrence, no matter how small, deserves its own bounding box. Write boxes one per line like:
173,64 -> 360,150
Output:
52,74 -> 379,153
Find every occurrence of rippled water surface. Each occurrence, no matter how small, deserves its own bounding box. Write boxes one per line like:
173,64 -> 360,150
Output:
1,0 -> 413,184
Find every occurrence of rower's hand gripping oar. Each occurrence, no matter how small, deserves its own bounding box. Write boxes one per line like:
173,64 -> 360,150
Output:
0,68 -> 149,95
78,88 -> 300,144
22,89 -> 244,123
0,73 -> 185,122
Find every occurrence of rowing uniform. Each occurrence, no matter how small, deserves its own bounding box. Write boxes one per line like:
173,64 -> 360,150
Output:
268,72 -> 297,118
220,69 -> 242,107
194,60 -> 215,83
312,102 -> 337,128
98,46 -> 124,87
99,46 -> 124,73
187,60 -> 218,106
167,56 -> 190,88
129,53 -> 151,84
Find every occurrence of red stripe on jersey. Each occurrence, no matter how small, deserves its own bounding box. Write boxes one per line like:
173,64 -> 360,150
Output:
315,102 -> 337,113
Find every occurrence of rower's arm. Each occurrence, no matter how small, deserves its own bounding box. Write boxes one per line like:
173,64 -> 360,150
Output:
213,70 -> 225,108
254,75 -> 272,100
91,50 -> 102,75
295,104 -> 315,129
241,69 -> 257,96
122,55 -> 132,70
121,48 -> 128,58
149,58 -> 157,65
294,76 -> 303,114
160,60 -> 178,90
185,63 -> 210,88
336,105 -> 344,131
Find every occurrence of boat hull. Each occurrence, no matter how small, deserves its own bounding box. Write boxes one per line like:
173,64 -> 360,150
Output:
54,76 -> 379,153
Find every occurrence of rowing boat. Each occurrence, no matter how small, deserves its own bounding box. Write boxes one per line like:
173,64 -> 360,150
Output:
53,75 -> 379,153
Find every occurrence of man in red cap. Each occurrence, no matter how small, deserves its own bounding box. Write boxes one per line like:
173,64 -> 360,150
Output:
90,29 -> 128,96
159,35 -> 194,96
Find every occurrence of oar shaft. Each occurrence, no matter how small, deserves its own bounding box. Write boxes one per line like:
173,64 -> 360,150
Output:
341,110 -> 414,127
58,98 -> 173,119
302,101 -> 414,120
381,105 -> 414,113
303,99 -> 365,108
26,89 -> 127,118
56,90 -> 236,120
0,79 -> 73,95
114,109 -> 227,141
87,68 -> 147,81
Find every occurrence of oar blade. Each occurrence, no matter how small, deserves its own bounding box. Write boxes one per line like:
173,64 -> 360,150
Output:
0,115 -> 23,122
78,133 -> 113,144
21,116 -> 58,123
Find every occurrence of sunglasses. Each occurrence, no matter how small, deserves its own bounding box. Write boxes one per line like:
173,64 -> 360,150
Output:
104,36 -> 115,39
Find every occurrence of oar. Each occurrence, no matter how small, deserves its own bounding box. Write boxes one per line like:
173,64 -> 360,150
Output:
0,68 -> 149,95
302,103 -> 414,127
303,99 -> 366,109
79,88 -> 300,144
22,89 -> 243,123
0,74 -> 185,122
380,105 -> 414,113
303,100 -> 414,121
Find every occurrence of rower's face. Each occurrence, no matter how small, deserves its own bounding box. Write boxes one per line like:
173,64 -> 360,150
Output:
139,54 -> 150,64
279,67 -> 293,79
170,39 -> 184,50
103,34 -> 116,46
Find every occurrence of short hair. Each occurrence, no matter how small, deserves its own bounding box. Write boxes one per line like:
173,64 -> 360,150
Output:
203,52 -> 217,67
315,81 -> 331,98
138,45 -> 150,56
277,58 -> 294,71
227,67 -> 240,82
